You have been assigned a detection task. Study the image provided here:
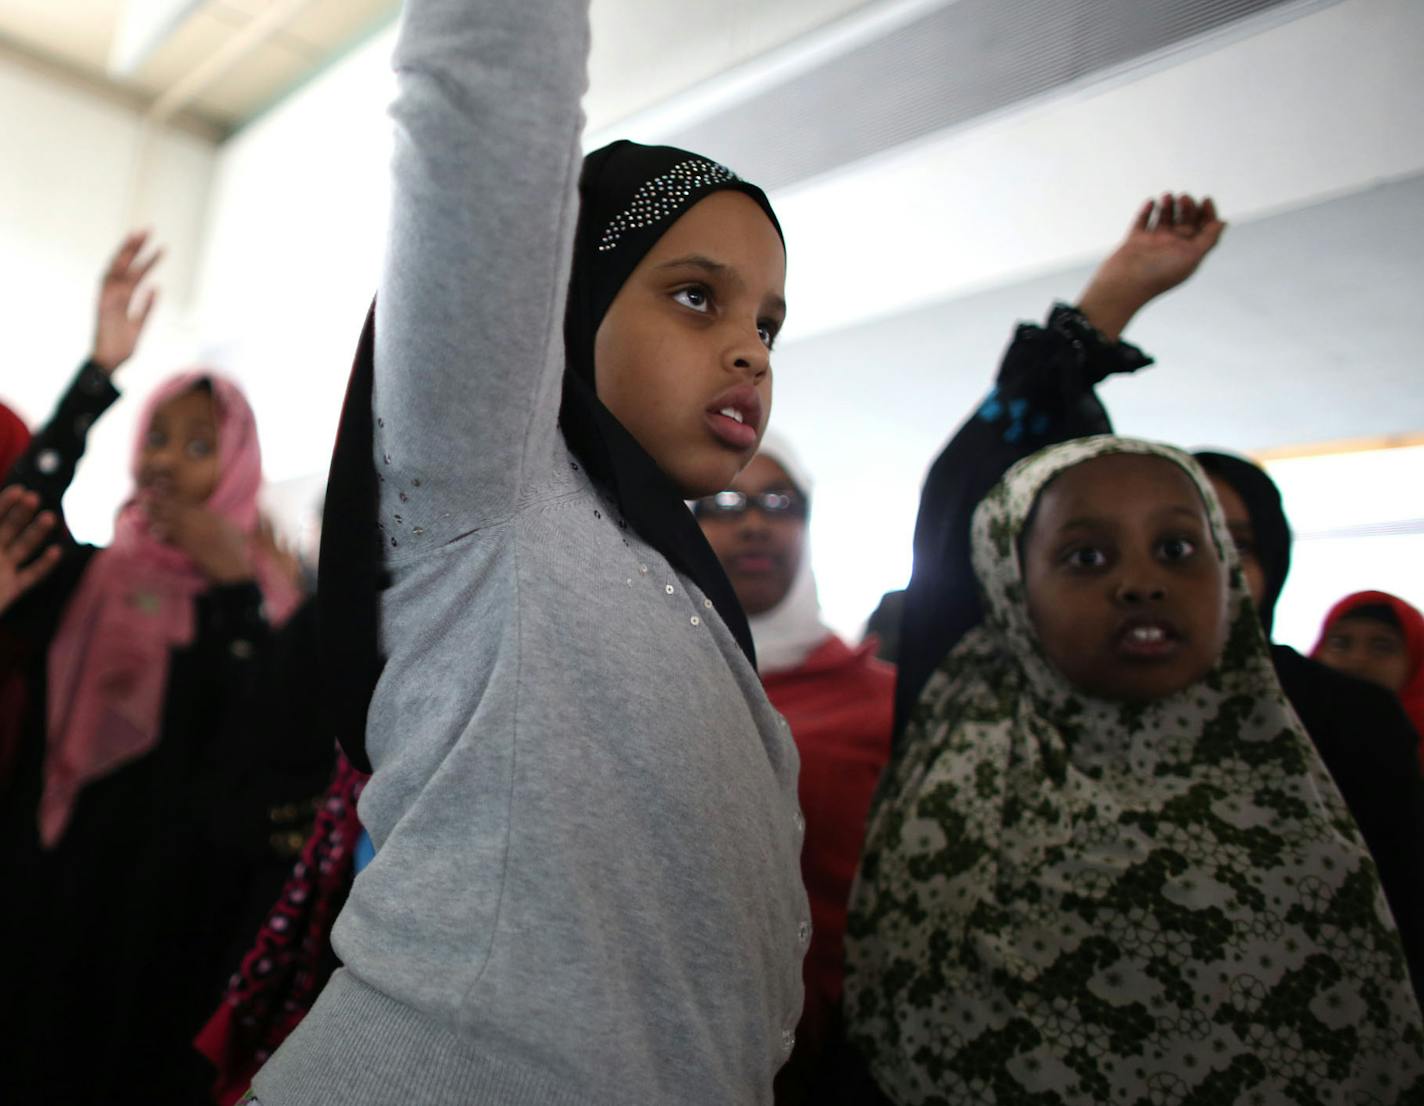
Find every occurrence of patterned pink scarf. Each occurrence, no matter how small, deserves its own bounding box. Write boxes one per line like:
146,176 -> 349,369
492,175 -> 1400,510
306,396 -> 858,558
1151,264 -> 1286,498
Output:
41,371 -> 301,847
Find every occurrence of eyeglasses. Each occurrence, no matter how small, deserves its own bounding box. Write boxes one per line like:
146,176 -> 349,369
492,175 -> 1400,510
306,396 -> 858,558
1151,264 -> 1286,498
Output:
691,489 -> 808,520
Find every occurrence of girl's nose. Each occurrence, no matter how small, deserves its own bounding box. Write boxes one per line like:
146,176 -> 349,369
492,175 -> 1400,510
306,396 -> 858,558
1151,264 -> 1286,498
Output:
726,327 -> 770,380
1115,578 -> 1167,605
737,512 -> 771,538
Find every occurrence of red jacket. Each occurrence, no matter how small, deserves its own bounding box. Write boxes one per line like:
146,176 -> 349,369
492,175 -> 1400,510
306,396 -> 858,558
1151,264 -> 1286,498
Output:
762,634 -> 895,1058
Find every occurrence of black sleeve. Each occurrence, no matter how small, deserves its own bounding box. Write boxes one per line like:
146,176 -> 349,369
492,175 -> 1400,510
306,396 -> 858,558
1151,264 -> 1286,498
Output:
186,590 -> 333,856
893,304 -> 1153,738
1362,721 -> 1424,1008
3,360 -> 120,521
0,363 -> 119,645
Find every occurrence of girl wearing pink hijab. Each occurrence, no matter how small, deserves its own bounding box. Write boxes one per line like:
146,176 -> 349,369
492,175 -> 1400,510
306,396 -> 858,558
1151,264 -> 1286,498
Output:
0,234 -> 329,1105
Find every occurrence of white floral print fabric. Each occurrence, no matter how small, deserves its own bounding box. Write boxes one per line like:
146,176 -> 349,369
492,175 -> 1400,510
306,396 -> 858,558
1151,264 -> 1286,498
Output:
846,436 -> 1424,1105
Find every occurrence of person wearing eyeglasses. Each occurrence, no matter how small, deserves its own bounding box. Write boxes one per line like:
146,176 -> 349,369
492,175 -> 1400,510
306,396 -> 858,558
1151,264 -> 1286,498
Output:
693,431 -> 895,1105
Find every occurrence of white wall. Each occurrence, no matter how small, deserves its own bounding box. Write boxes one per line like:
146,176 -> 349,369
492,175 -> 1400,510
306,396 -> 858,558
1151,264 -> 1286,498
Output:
0,57 -> 217,542
1267,446 -> 1424,653
772,0 -> 1424,343
188,26 -> 398,490
11,0 -> 1418,646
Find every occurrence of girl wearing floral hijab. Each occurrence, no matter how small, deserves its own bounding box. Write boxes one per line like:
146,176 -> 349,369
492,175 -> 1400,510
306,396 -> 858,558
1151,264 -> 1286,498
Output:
847,436 -> 1424,1104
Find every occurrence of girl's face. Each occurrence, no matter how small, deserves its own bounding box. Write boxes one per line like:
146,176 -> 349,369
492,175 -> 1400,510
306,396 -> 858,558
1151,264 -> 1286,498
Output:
1022,453 -> 1229,702
594,190 -> 786,498
696,454 -> 806,616
138,387 -> 220,506
1317,616 -> 1411,694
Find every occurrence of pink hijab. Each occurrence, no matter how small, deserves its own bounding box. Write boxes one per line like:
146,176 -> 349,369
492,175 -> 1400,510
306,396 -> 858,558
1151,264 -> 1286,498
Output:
41,371 -> 302,847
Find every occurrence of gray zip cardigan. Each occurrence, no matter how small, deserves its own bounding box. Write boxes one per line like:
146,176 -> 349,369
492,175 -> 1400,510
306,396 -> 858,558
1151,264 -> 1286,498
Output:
252,1 -> 808,1102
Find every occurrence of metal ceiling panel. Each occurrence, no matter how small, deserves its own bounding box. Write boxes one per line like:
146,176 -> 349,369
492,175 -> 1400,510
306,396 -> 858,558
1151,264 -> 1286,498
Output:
662,0 -> 1338,191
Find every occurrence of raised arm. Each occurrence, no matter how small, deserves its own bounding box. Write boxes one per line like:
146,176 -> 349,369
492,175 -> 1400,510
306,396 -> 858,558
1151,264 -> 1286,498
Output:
893,194 -> 1225,738
891,306 -> 1151,736
5,231 -> 161,514
1077,193 -> 1225,341
373,0 -> 591,543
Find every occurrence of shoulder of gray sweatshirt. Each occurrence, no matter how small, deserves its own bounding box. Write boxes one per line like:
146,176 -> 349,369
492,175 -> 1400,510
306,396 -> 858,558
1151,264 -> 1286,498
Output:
253,1 -> 808,1103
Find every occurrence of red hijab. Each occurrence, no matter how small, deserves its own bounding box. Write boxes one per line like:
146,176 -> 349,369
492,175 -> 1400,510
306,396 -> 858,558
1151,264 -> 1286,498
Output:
1313,590 -> 1424,742
0,402 -> 33,788
40,372 -> 302,847
0,401 -> 30,478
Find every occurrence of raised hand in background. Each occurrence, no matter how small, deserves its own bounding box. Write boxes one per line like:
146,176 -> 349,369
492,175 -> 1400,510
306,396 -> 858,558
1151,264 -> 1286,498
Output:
92,230 -> 164,375
0,486 -> 61,615
1078,193 -> 1227,342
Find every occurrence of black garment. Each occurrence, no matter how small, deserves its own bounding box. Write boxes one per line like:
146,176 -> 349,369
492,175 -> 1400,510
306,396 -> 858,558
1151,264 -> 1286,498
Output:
894,303 -> 1152,737
321,141 -> 783,770
1273,644 -> 1424,998
864,589 -> 906,665
0,363 -> 332,1106
1,358 -> 115,495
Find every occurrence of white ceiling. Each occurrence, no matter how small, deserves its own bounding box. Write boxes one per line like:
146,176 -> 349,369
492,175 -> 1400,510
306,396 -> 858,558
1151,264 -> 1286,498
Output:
0,0 -> 397,130
0,0 -> 888,137
585,0 -> 882,134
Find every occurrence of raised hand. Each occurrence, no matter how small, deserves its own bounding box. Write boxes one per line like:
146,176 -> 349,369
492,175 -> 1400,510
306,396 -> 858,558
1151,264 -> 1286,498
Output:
1078,193 -> 1227,342
92,231 -> 164,375
146,495 -> 254,585
0,486 -> 62,615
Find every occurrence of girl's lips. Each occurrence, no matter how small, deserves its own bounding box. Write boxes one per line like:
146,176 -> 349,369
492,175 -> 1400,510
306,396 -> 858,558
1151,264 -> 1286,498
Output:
1113,618 -> 1183,661
705,410 -> 758,450
730,553 -> 776,575
705,384 -> 763,451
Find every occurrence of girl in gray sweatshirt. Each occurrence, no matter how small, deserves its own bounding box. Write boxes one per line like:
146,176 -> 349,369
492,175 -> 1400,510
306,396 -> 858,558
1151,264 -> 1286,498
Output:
251,0 -> 808,1103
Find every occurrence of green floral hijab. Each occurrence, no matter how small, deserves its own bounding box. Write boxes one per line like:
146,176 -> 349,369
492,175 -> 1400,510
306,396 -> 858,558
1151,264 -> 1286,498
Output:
846,436 -> 1424,1105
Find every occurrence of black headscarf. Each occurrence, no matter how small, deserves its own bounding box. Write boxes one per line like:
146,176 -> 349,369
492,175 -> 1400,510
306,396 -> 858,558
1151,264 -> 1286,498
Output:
320,141 -> 783,771
1192,451 -> 1292,636
559,140 -> 783,669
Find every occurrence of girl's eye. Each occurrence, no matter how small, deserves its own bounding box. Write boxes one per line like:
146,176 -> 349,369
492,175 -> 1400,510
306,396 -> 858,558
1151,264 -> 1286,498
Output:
185,439 -> 214,459
1159,537 -> 1198,562
672,286 -> 710,312
757,321 -> 777,350
1064,547 -> 1108,569
145,430 -> 167,450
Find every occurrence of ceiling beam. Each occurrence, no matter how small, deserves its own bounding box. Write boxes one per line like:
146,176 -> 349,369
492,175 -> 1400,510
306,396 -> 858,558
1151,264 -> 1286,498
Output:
0,30 -> 227,142
109,0 -> 208,77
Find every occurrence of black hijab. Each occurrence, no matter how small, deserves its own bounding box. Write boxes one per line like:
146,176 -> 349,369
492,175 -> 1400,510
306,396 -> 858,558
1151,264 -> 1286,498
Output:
1193,450 -> 1292,635
320,141 -> 783,771
559,140 -> 783,668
